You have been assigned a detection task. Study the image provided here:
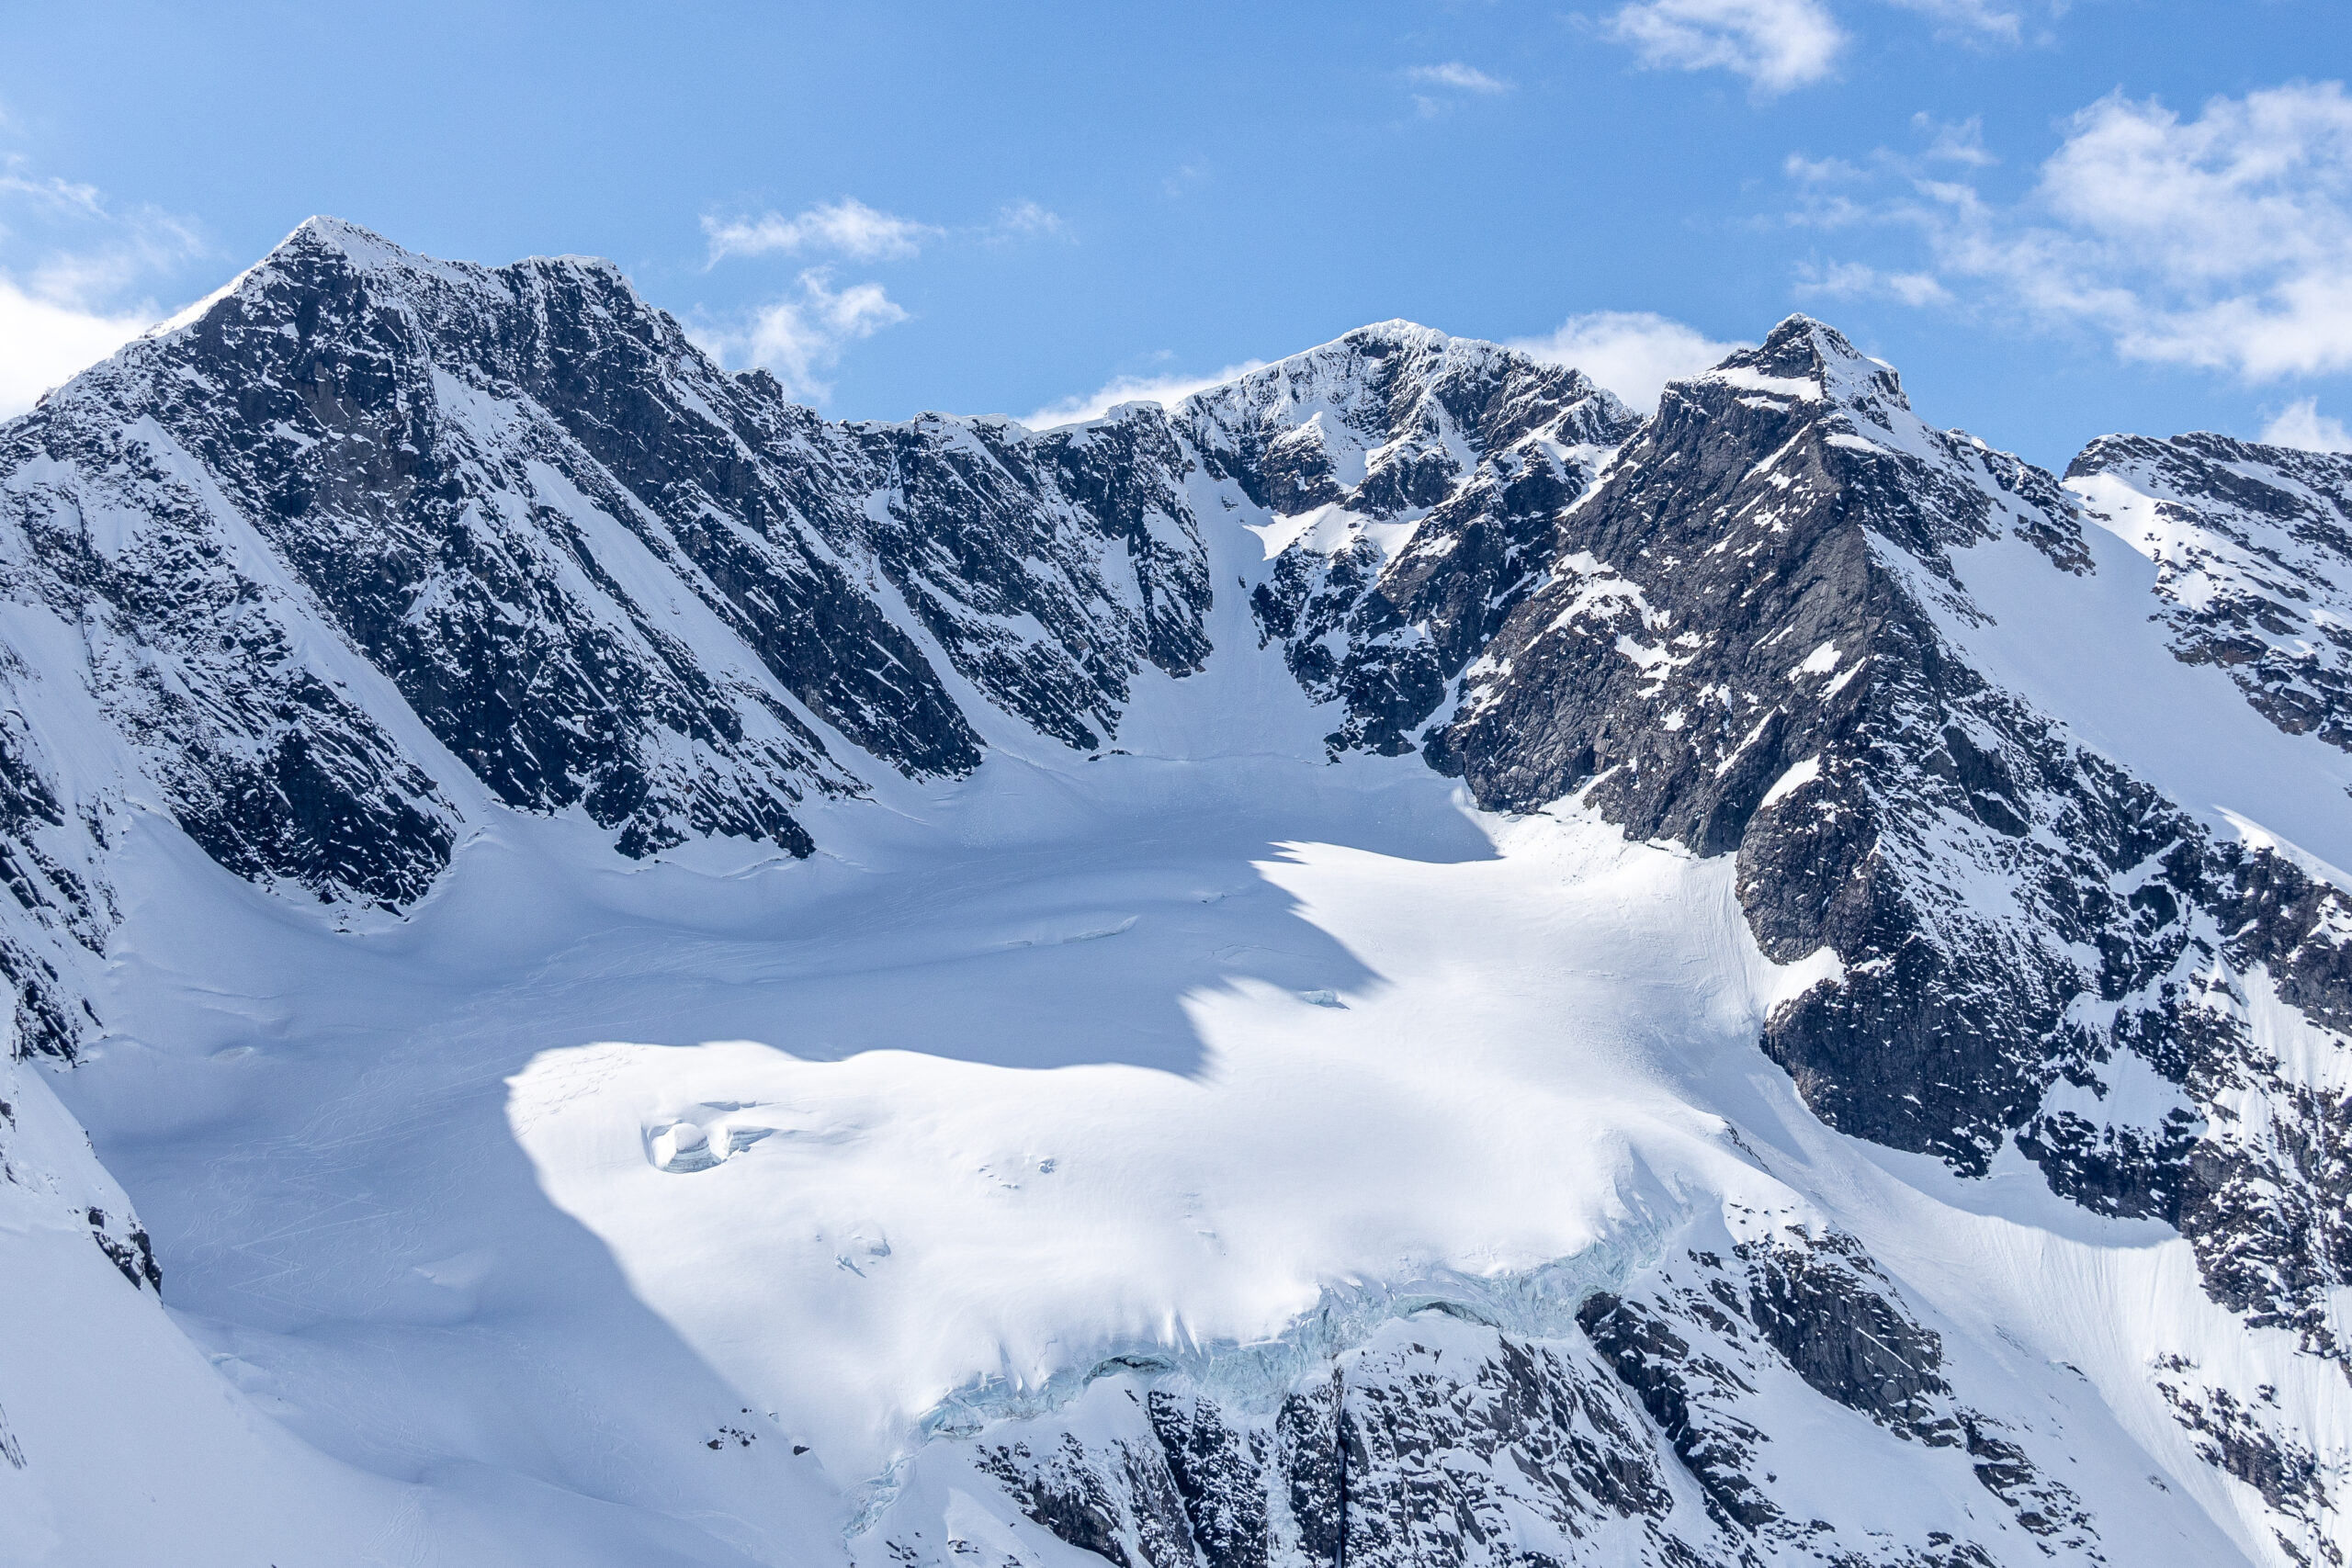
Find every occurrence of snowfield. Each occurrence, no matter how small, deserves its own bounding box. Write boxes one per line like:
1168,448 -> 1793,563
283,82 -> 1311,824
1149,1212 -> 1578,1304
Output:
6,221 -> 2352,1566
24,527 -> 2341,1567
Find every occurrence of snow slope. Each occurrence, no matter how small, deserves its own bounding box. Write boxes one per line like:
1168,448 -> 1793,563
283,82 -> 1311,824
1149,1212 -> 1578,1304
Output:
3,224 -> 2351,1566
54,674 -> 2336,1567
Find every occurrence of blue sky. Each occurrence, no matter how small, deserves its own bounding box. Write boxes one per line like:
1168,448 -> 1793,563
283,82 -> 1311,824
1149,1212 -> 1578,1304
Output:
2,0 -> 2347,468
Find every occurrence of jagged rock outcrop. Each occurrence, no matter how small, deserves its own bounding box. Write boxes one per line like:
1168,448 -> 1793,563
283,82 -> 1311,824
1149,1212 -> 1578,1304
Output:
875,1219 -> 2107,1568
1211,324 -> 1641,755
2067,433 -> 2352,752
9,223 -> 2352,1568
1429,321 -> 2137,1171
1330,321 -> 2352,1380
0,220 -> 1247,1064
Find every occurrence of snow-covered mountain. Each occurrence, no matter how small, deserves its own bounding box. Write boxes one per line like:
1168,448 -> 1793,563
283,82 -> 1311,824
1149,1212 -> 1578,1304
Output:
4,219 -> 2352,1568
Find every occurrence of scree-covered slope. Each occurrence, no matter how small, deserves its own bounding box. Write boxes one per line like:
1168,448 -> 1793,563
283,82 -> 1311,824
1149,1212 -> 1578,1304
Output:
3,220 -> 2351,1568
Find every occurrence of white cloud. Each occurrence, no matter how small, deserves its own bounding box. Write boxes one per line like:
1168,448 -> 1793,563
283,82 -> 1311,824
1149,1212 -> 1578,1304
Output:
0,153 -> 207,417
1883,0 -> 2023,43
1019,361 -> 1268,430
989,200 -> 1069,242
1607,0 -> 1847,95
2262,397 -> 2352,454
1510,310 -> 1746,413
704,198 -> 941,265
0,169 -> 106,216
692,197 -> 1067,399
705,196 -> 1069,263
1781,82 -> 2352,385
0,276 -> 152,417
1796,259 -> 1952,307
1913,113 -> 1996,167
1408,62 -> 1513,95
697,270 -> 909,400
1163,161 -> 1212,198
1783,118 -> 1990,202
1785,152 -> 1867,184
1924,83 -> 2352,378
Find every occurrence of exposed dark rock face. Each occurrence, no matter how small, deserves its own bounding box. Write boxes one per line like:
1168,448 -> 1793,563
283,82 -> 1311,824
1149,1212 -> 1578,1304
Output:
1429,321 -> 2140,1174
1148,1392 -> 1273,1568
1577,1288 -> 1780,1530
2067,433 -> 2352,752
977,1429 -> 1199,1568
13,225 -> 2352,1565
1356,320 -> 2352,1383
1204,323 -> 1641,756
890,1227 -> 2108,1568
1573,1226 -> 2099,1557
1272,1374 -> 1345,1568
85,1206 -> 161,1292
1736,1231 -> 1953,1439
2034,843 -> 2352,1358
899,1324 -> 1703,1568
2154,1358 -> 2340,1567
0,710 -> 107,1060
1332,1329 -> 1678,1566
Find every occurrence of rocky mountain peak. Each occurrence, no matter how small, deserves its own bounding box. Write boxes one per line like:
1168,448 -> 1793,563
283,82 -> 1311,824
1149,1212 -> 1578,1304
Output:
260,213 -> 635,297
1700,313 -> 1909,412
2068,427 -> 2352,750
1181,321 -> 1633,521
8,225 -> 2352,1568
275,212 -> 446,270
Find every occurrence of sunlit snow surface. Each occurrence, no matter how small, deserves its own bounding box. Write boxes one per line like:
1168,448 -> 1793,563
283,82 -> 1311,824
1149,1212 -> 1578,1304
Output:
38,761 -> 2328,1563
23,448 -> 2352,1566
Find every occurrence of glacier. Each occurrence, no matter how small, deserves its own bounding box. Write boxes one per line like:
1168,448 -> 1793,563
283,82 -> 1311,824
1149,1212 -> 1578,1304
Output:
1,219 -> 2350,1566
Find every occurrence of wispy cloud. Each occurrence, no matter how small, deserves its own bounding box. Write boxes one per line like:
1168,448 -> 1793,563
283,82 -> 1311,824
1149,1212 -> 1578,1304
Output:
1784,152 -> 1869,185
1408,62 -> 1513,95
695,270 -> 910,401
704,195 -> 1070,262
704,198 -> 942,265
695,194 -> 1069,399
1883,0 -> 2023,44
1162,160 -> 1212,198
1796,259 -> 1952,307
0,151 -> 207,417
1935,83 -> 2352,378
1778,81 -> 2352,383
1603,0 -> 2049,96
0,277 -> 154,417
1019,360 -> 1268,430
1510,310 -> 1746,413
2262,398 -> 2352,454
1607,0 -> 1848,96
1913,113 -> 1996,168
988,200 -> 1069,243
0,169 -> 107,216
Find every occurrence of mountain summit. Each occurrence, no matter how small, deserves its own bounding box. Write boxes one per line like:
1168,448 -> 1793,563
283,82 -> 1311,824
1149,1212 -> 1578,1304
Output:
4,223 -> 2351,1568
